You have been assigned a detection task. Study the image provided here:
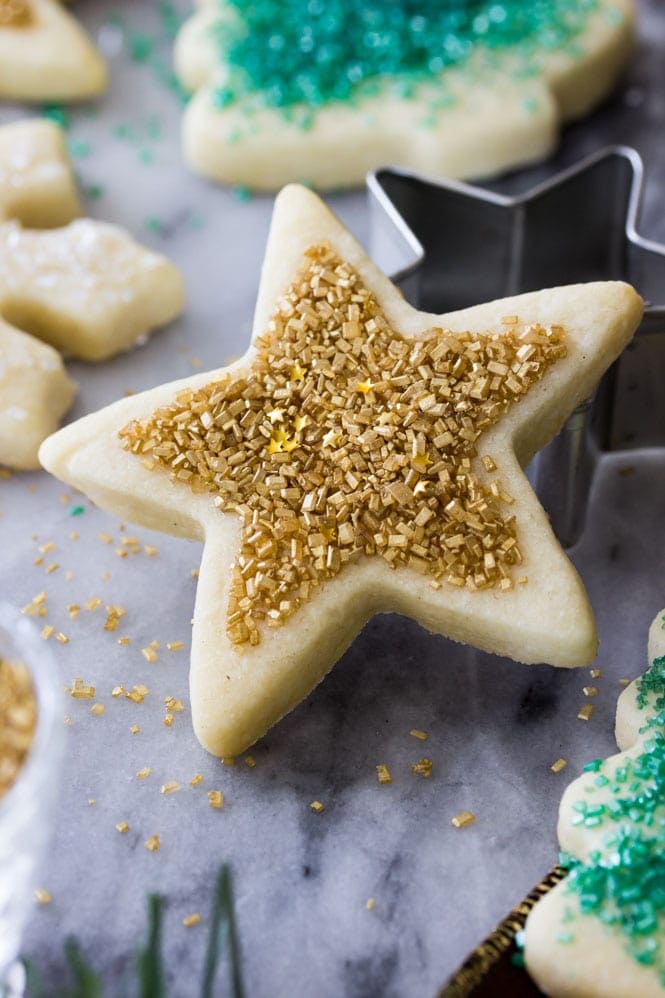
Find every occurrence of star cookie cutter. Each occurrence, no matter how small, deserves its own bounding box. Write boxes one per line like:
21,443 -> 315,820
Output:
367,147 -> 665,547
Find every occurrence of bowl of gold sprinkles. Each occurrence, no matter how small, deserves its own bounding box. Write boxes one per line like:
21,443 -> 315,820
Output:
0,605 -> 62,989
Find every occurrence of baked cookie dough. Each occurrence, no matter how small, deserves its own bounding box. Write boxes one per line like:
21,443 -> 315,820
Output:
175,0 -> 635,190
525,611 -> 665,997
0,120 -> 185,470
40,184 -> 642,756
0,0 -> 106,101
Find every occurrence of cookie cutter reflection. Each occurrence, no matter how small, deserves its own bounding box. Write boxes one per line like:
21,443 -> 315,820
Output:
368,147 -> 665,547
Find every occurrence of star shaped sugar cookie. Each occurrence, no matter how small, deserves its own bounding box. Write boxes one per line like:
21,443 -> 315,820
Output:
525,610 -> 665,997
40,185 -> 643,756
0,119 -> 185,469
174,0 -> 634,190
0,0 -> 105,101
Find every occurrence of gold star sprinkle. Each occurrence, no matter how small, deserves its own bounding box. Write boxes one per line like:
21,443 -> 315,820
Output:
551,758 -> 568,773
452,810 -> 475,828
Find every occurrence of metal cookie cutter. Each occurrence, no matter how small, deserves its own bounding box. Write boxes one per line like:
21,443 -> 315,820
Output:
367,148 -> 665,547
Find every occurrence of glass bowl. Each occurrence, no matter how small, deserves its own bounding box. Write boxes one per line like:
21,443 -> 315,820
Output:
0,604 -> 63,992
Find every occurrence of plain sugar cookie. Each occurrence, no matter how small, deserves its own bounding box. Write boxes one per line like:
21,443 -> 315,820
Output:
525,611 -> 665,997
40,184 -> 643,756
175,0 -> 635,190
0,0 -> 106,101
0,119 -> 185,470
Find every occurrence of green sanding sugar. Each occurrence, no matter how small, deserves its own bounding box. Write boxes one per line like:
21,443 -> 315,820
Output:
562,652 -> 665,980
208,0 -> 600,114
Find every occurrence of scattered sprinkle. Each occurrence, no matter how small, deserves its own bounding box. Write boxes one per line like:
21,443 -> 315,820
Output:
145,834 -> 160,852
309,800 -> 325,814
551,758 -> 568,773
376,764 -> 392,785
578,704 -> 595,721
161,781 -> 180,795
34,888 -> 52,905
116,822 -> 129,834
189,774 -> 203,787
208,790 -> 224,810
183,913 -> 202,928
409,729 -> 428,741
452,810 -> 475,828
136,767 -> 151,779
411,758 -> 433,778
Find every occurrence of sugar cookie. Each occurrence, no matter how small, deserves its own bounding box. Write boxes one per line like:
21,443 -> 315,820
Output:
525,611 -> 665,997
0,0 -> 106,101
0,120 -> 185,470
39,184 -> 642,756
175,0 -> 635,191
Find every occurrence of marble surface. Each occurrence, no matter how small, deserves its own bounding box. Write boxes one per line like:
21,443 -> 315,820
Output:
0,1 -> 664,995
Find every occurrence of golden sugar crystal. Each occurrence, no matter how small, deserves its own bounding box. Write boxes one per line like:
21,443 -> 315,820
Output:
130,725 -> 140,735
116,821 -> 129,834
208,790 -> 224,810
309,800 -> 325,814
161,781 -> 180,795
189,774 -> 203,787
452,810 -> 476,829
136,767 -> 151,779
376,764 -> 392,785
411,758 -> 433,778
618,678 -> 631,687
141,646 -> 158,663
583,685 -> 599,697
163,715 -> 174,727
366,898 -> 376,911
145,834 -> 160,852
183,913 -> 202,928
166,641 -> 184,652
34,888 -> 52,904
551,758 -> 568,773
90,703 -> 105,716
0,1 -> 33,28
409,729 -> 428,741
121,244 -> 566,647
578,704 -> 595,721
0,658 -> 37,800
244,755 -> 257,768
590,668 -> 602,679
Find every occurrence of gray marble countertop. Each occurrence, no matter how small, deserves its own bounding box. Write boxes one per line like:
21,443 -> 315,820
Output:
1,2 -> 664,995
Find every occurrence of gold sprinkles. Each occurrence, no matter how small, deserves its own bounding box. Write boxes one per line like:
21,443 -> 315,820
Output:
0,658 -> 37,800
578,704 -> 595,721
376,763 -> 392,785
121,244 -> 566,647
452,810 -> 476,829
551,758 -> 568,773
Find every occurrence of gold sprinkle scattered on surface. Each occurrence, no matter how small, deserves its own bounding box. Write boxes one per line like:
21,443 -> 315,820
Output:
145,834 -> 160,852
68,678 -> 95,699
68,604 -> 80,621
409,729 -> 428,741
189,774 -> 203,787
551,758 -> 568,773
116,821 -> 129,833
85,597 -> 103,612
578,704 -> 595,721
618,678 -> 631,687
70,531 -> 79,541
589,668 -> 602,679
141,646 -> 158,663
130,725 -> 140,735
38,541 -> 56,554
55,632 -> 69,645
104,606 -> 126,632
208,790 -> 224,809
161,781 -> 180,796
121,244 -> 566,646
88,799 -> 96,806
34,888 -> 52,905
243,755 -> 256,768
136,767 -> 151,779
375,764 -> 392,785
118,636 -> 131,646
366,898 -> 376,911
163,715 -> 174,727
145,544 -> 159,556
222,757 -> 236,767
166,641 -> 184,651
90,703 -> 105,716
452,810 -> 476,828
183,913 -> 201,928
0,658 -> 37,800
164,696 -> 184,713
309,800 -> 325,814
583,685 -> 599,697
126,685 -> 149,704
411,758 -> 433,778
111,685 -> 125,698
99,532 -> 113,545
41,625 -> 54,641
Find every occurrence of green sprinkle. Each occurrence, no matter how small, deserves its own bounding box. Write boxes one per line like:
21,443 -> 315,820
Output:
205,0 -> 600,119
139,148 -> 155,165
41,104 -> 70,130
84,184 -> 105,201
69,505 -> 85,517
189,212 -> 204,230
67,138 -> 91,160
232,186 -> 252,203
509,952 -> 525,968
145,216 -> 166,234
128,33 -> 154,64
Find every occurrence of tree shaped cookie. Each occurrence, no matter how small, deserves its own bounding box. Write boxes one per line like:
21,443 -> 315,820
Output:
0,0 -> 105,100
525,610 -> 665,996
174,0 -> 634,190
0,119 -> 185,469
40,185 -> 642,756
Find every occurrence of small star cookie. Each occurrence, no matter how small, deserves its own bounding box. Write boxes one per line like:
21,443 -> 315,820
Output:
174,0 -> 634,190
525,610 -> 665,996
40,184 -> 643,755
0,0 -> 105,101
0,120 -> 184,469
